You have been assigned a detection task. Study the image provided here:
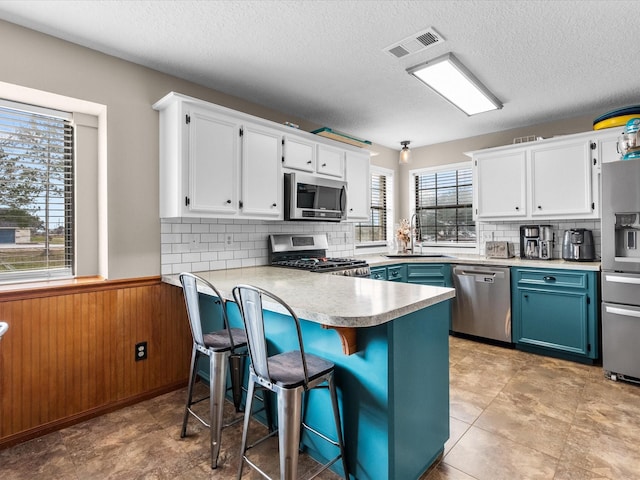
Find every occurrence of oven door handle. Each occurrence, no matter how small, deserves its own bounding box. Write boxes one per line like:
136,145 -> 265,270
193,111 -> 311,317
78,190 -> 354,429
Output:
604,274 -> 640,285
605,305 -> 640,318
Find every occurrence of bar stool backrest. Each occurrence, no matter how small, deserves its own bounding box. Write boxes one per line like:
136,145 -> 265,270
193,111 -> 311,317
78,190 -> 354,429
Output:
179,272 -> 236,350
233,284 -> 310,388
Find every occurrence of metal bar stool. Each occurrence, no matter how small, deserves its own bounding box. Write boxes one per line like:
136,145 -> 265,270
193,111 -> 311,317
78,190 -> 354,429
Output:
179,272 -> 248,469
232,284 -> 348,480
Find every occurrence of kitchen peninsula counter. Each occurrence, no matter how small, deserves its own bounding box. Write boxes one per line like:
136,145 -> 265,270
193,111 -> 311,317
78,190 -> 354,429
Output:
164,266 -> 453,480
162,266 -> 454,327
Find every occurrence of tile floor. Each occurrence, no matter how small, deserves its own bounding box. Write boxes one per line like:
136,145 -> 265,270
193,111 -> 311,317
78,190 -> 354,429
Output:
2,336 -> 640,479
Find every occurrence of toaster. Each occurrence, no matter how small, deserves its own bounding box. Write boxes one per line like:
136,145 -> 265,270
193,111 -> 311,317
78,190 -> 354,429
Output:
485,241 -> 514,258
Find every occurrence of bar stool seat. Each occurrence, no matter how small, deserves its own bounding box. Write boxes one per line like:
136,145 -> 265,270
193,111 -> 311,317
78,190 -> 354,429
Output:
232,284 -> 348,480
179,272 -> 248,469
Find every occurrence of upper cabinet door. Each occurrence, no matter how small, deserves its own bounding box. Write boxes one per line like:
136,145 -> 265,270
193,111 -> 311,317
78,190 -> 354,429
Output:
241,123 -> 283,218
317,143 -> 345,178
345,150 -> 370,220
282,136 -> 315,172
530,139 -> 592,217
188,107 -> 239,214
474,150 -> 527,219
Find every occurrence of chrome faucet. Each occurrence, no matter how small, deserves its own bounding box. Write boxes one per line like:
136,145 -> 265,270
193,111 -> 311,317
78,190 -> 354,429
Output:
410,213 -> 420,254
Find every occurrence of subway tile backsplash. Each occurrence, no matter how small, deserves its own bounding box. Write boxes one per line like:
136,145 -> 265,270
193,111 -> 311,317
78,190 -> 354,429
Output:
477,219 -> 601,259
162,218 -> 601,274
160,218 -> 356,275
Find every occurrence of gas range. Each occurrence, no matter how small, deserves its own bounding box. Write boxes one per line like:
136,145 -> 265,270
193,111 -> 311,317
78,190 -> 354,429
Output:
269,234 -> 370,277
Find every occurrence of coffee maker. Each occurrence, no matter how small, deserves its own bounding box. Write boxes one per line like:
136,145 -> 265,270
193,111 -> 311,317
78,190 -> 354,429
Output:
520,225 -> 554,260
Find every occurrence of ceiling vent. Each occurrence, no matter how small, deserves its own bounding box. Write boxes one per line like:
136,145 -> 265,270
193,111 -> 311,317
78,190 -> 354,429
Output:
384,27 -> 445,59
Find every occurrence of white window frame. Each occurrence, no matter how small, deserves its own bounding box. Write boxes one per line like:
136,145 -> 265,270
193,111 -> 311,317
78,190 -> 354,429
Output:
409,161 -> 478,253
355,166 -> 394,253
0,81 -> 106,283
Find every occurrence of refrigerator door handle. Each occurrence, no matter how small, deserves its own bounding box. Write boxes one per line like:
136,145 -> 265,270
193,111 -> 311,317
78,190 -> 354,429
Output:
605,305 -> 640,318
604,274 -> 640,285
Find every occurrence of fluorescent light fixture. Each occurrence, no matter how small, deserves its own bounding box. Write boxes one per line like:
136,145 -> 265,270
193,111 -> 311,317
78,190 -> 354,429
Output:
407,53 -> 502,116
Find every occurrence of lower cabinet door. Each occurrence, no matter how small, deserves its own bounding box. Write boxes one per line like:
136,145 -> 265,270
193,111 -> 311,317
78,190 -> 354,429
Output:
515,288 -> 589,356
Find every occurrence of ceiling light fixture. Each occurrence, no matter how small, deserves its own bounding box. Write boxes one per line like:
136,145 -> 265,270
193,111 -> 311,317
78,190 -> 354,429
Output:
399,140 -> 411,164
407,53 -> 502,116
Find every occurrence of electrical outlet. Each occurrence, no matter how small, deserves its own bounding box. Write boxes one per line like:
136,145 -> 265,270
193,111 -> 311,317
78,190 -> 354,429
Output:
135,341 -> 148,361
225,234 -> 233,245
482,231 -> 494,242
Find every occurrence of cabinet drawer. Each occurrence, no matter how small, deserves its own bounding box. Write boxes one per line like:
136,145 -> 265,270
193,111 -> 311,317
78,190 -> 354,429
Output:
407,264 -> 450,286
514,269 -> 588,289
370,267 -> 387,281
387,265 -> 406,282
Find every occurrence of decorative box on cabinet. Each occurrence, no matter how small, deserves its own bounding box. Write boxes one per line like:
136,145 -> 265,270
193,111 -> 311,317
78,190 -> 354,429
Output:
511,267 -> 599,363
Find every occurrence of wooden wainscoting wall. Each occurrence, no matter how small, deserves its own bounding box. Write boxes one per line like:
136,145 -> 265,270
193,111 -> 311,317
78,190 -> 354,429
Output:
0,277 -> 191,448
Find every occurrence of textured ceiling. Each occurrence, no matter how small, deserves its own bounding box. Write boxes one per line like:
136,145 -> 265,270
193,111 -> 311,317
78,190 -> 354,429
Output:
0,0 -> 638,150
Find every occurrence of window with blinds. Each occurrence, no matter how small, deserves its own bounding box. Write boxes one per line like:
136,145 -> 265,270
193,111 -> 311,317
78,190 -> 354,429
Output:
355,172 -> 387,243
0,101 -> 74,281
414,166 -> 475,244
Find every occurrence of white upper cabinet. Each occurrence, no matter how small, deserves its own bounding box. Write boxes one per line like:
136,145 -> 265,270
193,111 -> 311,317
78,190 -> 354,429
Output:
316,143 -> 345,178
596,129 -> 622,164
345,150 -> 370,220
154,93 -> 283,220
469,129 -> 617,221
154,92 -> 368,220
188,106 -> 240,215
282,135 -> 315,172
529,139 -> 592,217
240,123 -> 282,217
474,149 -> 527,219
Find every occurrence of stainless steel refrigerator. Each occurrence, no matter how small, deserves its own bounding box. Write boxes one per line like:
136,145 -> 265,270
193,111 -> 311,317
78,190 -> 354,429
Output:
601,158 -> 640,382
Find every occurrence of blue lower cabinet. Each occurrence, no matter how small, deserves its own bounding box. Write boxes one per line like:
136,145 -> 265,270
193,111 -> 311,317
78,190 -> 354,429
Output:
370,266 -> 387,280
406,263 -> 452,287
387,264 -> 406,282
370,264 -> 406,282
511,267 -> 599,363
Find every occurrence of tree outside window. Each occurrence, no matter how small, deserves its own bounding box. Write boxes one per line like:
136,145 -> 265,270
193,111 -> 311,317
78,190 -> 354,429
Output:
0,103 -> 74,280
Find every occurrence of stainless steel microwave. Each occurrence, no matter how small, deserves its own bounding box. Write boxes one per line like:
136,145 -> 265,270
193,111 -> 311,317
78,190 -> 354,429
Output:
284,172 -> 347,221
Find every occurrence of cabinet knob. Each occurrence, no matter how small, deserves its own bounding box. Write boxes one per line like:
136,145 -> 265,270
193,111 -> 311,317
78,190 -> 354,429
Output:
272,203 -> 277,207
391,271 -> 398,277
306,160 -> 312,164
537,205 -> 542,210
543,276 -> 556,282
515,206 -> 519,211
226,199 -> 232,204
322,163 -> 327,167
524,294 -> 529,299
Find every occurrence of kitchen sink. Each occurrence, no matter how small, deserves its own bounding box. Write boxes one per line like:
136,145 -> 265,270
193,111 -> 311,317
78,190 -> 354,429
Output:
383,253 -> 454,258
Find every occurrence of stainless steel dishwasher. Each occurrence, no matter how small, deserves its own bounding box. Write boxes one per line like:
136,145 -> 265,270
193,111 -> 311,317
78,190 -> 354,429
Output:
452,265 -> 512,343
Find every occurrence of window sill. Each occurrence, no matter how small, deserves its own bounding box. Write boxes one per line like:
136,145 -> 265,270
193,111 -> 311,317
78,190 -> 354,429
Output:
0,276 -> 161,301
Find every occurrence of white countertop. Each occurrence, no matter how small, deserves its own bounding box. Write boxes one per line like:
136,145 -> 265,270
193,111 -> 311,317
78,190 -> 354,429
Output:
163,266 -> 455,328
359,253 -> 601,271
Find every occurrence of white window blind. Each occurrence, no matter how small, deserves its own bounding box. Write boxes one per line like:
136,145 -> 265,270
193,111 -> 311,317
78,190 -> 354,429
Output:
0,101 -> 74,282
355,172 -> 387,243
414,166 -> 475,244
